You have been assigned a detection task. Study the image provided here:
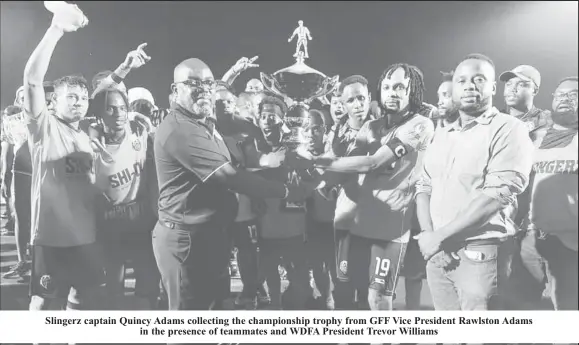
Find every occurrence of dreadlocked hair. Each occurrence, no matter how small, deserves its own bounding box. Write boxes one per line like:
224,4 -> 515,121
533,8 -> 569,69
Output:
90,88 -> 129,120
377,63 -> 425,114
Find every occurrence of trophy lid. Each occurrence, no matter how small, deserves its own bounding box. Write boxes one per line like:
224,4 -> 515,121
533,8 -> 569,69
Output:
274,61 -> 327,77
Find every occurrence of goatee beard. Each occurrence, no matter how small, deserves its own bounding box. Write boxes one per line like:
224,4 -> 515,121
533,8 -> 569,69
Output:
552,109 -> 579,128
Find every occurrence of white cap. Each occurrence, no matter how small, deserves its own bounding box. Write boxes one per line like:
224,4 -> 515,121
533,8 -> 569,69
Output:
128,87 -> 155,106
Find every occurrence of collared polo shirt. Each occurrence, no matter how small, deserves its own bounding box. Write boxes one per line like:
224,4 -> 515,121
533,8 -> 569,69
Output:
416,107 -> 534,241
154,104 -> 237,226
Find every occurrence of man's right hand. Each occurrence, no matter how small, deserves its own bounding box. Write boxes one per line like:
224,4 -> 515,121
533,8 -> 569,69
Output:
50,4 -> 88,33
429,251 -> 460,271
122,43 -> 151,71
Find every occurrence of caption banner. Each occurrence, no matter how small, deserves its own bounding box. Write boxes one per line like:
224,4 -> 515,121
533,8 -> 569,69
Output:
1,311 -> 578,343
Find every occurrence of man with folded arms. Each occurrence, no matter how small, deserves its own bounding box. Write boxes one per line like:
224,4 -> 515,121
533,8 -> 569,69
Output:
153,59 -> 309,315
415,54 -> 534,310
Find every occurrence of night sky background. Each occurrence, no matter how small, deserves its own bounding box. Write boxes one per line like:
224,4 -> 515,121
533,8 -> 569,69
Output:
1,1 -> 577,112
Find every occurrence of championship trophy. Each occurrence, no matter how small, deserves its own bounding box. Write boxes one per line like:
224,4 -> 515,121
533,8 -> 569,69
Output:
260,20 -> 339,151
260,21 -> 339,211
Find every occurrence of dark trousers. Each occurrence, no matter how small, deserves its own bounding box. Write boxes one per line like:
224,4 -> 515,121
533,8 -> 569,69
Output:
13,172 -> 31,257
307,220 -> 335,306
152,220 -> 230,311
426,237 -> 515,310
507,229 -> 578,310
229,219 -> 260,299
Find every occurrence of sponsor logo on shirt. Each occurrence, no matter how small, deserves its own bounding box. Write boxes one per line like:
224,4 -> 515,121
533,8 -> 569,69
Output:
533,160 -> 578,174
65,156 -> 95,175
108,162 -> 144,188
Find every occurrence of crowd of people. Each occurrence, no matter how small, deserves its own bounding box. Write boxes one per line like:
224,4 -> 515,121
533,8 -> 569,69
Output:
0,6 -> 577,326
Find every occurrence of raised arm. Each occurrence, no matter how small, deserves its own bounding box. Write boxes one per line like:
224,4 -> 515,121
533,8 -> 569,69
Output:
23,23 -> 65,119
91,43 -> 151,98
221,56 -> 259,87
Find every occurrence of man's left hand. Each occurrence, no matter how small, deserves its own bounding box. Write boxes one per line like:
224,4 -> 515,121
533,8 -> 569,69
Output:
131,112 -> 153,134
414,231 -> 444,261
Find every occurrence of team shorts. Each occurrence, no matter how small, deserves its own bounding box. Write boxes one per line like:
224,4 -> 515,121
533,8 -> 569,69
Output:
349,234 -> 408,297
30,242 -> 105,299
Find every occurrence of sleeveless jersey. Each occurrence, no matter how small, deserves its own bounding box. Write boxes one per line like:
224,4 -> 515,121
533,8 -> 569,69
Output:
94,121 -> 151,223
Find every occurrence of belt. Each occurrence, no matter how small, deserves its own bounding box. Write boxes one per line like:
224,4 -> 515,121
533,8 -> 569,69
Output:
465,237 -> 507,247
161,220 -> 203,231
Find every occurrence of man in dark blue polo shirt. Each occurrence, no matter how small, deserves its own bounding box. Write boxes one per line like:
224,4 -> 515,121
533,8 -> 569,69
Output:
154,58 -> 309,314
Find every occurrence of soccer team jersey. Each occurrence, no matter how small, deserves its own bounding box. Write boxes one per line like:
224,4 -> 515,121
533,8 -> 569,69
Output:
351,114 -> 435,242
94,120 -> 151,222
255,147 -> 306,240
529,132 -> 578,251
327,120 -> 365,231
27,108 -> 98,247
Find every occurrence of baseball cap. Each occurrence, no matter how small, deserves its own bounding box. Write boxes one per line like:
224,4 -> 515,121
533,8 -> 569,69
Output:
128,87 -> 155,106
499,65 -> 541,88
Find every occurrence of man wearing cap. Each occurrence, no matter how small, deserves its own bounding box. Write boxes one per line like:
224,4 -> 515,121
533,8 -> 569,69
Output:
500,65 -> 553,144
153,58 -> 310,314
128,87 -> 159,127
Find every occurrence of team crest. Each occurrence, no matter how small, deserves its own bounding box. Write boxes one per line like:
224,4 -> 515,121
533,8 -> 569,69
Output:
526,122 -> 536,132
39,275 -> 53,291
132,139 -> 142,151
339,260 -> 348,275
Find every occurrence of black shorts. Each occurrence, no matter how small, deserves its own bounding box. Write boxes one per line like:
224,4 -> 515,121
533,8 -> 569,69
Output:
307,220 -> 334,268
99,223 -> 159,298
349,235 -> 408,297
30,242 -> 105,299
402,236 -> 426,280
334,229 -> 351,282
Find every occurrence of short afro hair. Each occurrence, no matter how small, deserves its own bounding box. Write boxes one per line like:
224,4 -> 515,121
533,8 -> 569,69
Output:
258,95 -> 287,115
339,75 -> 369,93
457,53 -> 495,71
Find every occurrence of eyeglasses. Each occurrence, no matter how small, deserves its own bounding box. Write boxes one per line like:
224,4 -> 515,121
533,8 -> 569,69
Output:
179,79 -> 217,90
553,91 -> 578,101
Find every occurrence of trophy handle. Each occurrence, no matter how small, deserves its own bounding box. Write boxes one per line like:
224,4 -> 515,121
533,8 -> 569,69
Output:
305,75 -> 340,104
260,72 -> 285,99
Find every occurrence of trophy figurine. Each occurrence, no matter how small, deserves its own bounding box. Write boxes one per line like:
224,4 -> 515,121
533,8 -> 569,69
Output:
260,23 -> 339,211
